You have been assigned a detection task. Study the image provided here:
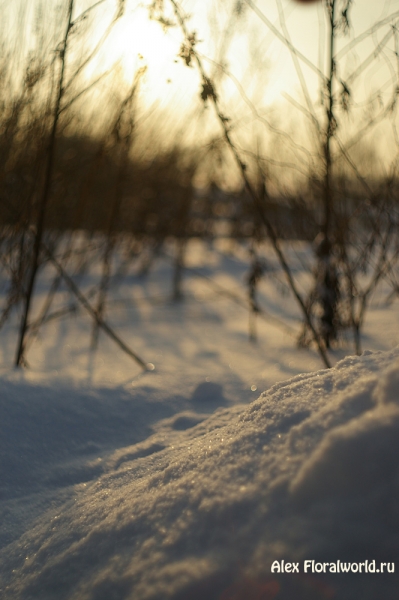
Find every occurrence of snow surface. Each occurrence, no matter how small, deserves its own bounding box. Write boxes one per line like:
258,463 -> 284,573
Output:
1,241 -> 399,599
1,349 -> 399,599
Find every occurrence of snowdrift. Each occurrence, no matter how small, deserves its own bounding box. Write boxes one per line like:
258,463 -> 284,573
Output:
1,348 -> 399,599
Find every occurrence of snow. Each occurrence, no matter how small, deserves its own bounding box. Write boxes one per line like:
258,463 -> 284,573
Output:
0,241 -> 399,599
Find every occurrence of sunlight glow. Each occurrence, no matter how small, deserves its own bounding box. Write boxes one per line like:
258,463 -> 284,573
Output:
95,8 -> 177,81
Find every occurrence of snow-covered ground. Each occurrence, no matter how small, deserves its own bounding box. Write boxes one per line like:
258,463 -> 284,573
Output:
1,239 -> 398,599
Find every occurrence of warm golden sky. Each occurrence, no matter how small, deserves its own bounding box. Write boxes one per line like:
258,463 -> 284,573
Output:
6,0 -> 399,109
4,0 -> 399,170
86,0 -> 399,165
88,0 -> 399,105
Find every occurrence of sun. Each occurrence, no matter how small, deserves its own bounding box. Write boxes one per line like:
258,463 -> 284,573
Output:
80,1 -> 205,115
103,11 -> 174,77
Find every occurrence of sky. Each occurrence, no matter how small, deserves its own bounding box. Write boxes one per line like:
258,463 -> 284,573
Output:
3,0 -> 399,174
6,0 -> 399,107
87,0 -> 399,105
81,0 -> 399,169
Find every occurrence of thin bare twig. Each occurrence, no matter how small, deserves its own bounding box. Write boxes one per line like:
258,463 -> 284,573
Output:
168,0 -> 331,368
15,0 -> 75,367
43,243 -> 149,370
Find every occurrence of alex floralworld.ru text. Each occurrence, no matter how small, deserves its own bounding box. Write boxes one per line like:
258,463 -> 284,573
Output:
271,560 -> 395,574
